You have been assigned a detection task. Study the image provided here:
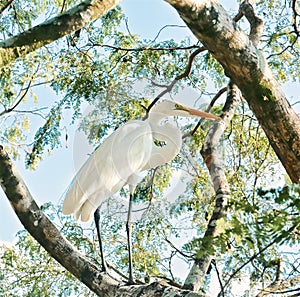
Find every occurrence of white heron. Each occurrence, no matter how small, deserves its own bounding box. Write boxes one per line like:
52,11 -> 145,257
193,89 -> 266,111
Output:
62,100 -> 221,284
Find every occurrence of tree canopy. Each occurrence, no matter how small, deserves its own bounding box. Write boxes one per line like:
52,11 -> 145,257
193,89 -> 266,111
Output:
0,0 -> 299,296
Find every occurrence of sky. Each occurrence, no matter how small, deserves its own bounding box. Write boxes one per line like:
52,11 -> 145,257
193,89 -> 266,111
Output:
0,0 -> 299,295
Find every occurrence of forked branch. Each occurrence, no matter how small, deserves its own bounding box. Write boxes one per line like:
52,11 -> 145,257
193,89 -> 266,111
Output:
0,147 -> 208,297
0,0 -> 122,68
183,83 -> 241,292
239,1 -> 264,46
146,47 -> 206,113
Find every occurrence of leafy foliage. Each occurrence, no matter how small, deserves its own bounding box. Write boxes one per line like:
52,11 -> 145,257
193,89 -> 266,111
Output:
0,226 -> 95,297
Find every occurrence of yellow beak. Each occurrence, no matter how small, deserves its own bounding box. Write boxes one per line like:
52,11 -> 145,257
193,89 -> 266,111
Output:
187,107 -> 222,120
177,104 -> 221,120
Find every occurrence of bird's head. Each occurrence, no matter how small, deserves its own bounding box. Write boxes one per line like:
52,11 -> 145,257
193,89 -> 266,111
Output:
150,100 -> 222,120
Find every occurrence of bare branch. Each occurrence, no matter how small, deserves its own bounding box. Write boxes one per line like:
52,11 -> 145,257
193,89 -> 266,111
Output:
0,0 -> 122,68
212,260 -> 225,297
163,234 -> 194,259
239,1 -> 264,46
292,0 -> 300,37
0,146 -> 209,297
0,81 -> 32,117
90,42 -> 200,52
222,224 -> 299,295
0,0 -> 14,14
150,24 -> 187,44
146,47 -> 206,114
183,83 -> 241,291
185,87 -> 227,137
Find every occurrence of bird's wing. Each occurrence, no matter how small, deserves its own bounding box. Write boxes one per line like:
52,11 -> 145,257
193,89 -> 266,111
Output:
62,120 -> 152,222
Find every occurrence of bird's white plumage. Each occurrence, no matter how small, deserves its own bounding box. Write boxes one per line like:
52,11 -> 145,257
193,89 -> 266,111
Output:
62,120 -> 152,221
62,100 -> 221,222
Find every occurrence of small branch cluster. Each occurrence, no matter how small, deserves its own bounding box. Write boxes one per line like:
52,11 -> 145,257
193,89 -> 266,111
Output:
182,83 -> 241,292
0,146 -> 210,297
238,1 -> 263,47
0,0 -> 14,14
292,0 -> 299,37
146,46 -> 206,114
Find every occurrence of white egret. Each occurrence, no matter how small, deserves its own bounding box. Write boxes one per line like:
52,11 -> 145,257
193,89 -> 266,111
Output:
62,100 -> 221,284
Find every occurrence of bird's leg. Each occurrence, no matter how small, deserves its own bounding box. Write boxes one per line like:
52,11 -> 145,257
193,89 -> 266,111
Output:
94,208 -> 108,272
126,193 -> 135,284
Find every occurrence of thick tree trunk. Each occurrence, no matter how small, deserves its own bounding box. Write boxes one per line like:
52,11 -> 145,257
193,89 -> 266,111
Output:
0,146 -> 208,297
165,0 -> 300,183
0,0 -> 122,68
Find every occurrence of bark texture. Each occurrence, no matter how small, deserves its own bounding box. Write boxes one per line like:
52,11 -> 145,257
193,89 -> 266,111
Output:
256,275 -> 300,297
0,146 -> 209,297
165,0 -> 300,183
0,0 -> 122,68
183,83 -> 240,292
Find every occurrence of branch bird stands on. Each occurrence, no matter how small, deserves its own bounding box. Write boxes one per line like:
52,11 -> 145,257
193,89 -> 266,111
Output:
62,100 -> 221,284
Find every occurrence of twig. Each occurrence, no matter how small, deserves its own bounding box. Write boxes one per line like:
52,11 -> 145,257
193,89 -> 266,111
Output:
267,41 -> 298,59
60,0 -> 66,13
150,24 -> 187,44
212,260 -> 225,297
0,0 -> 14,14
124,17 -> 134,40
0,80 -> 32,117
106,262 -> 145,285
221,224 -> 299,294
90,42 -> 199,52
146,47 -> 206,115
292,0 -> 300,37
163,234 -> 194,259
187,86 -> 227,137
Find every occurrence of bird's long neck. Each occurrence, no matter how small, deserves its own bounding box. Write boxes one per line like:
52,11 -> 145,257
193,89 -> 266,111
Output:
143,112 -> 182,170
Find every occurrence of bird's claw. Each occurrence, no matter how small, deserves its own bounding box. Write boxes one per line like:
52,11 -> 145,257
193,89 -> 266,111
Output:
125,278 -> 136,286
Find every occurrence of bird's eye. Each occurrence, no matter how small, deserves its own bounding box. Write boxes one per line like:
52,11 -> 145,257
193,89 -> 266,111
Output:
174,103 -> 184,110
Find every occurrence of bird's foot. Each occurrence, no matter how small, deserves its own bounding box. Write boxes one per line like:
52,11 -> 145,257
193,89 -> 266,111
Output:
125,278 -> 136,286
101,261 -> 108,273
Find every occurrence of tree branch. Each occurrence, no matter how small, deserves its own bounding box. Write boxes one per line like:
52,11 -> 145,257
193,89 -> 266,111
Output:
222,224 -> 299,295
187,87 -> 227,137
0,80 -> 32,117
164,0 -> 300,183
0,0 -> 122,68
256,279 -> 300,297
233,0 -> 259,22
90,42 -> 200,52
0,61 -> 42,117
146,46 -> 206,114
183,83 -> 241,291
0,145 -> 209,296
256,271 -> 300,296
292,0 -> 300,37
0,0 -> 14,14
239,1 -> 264,46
